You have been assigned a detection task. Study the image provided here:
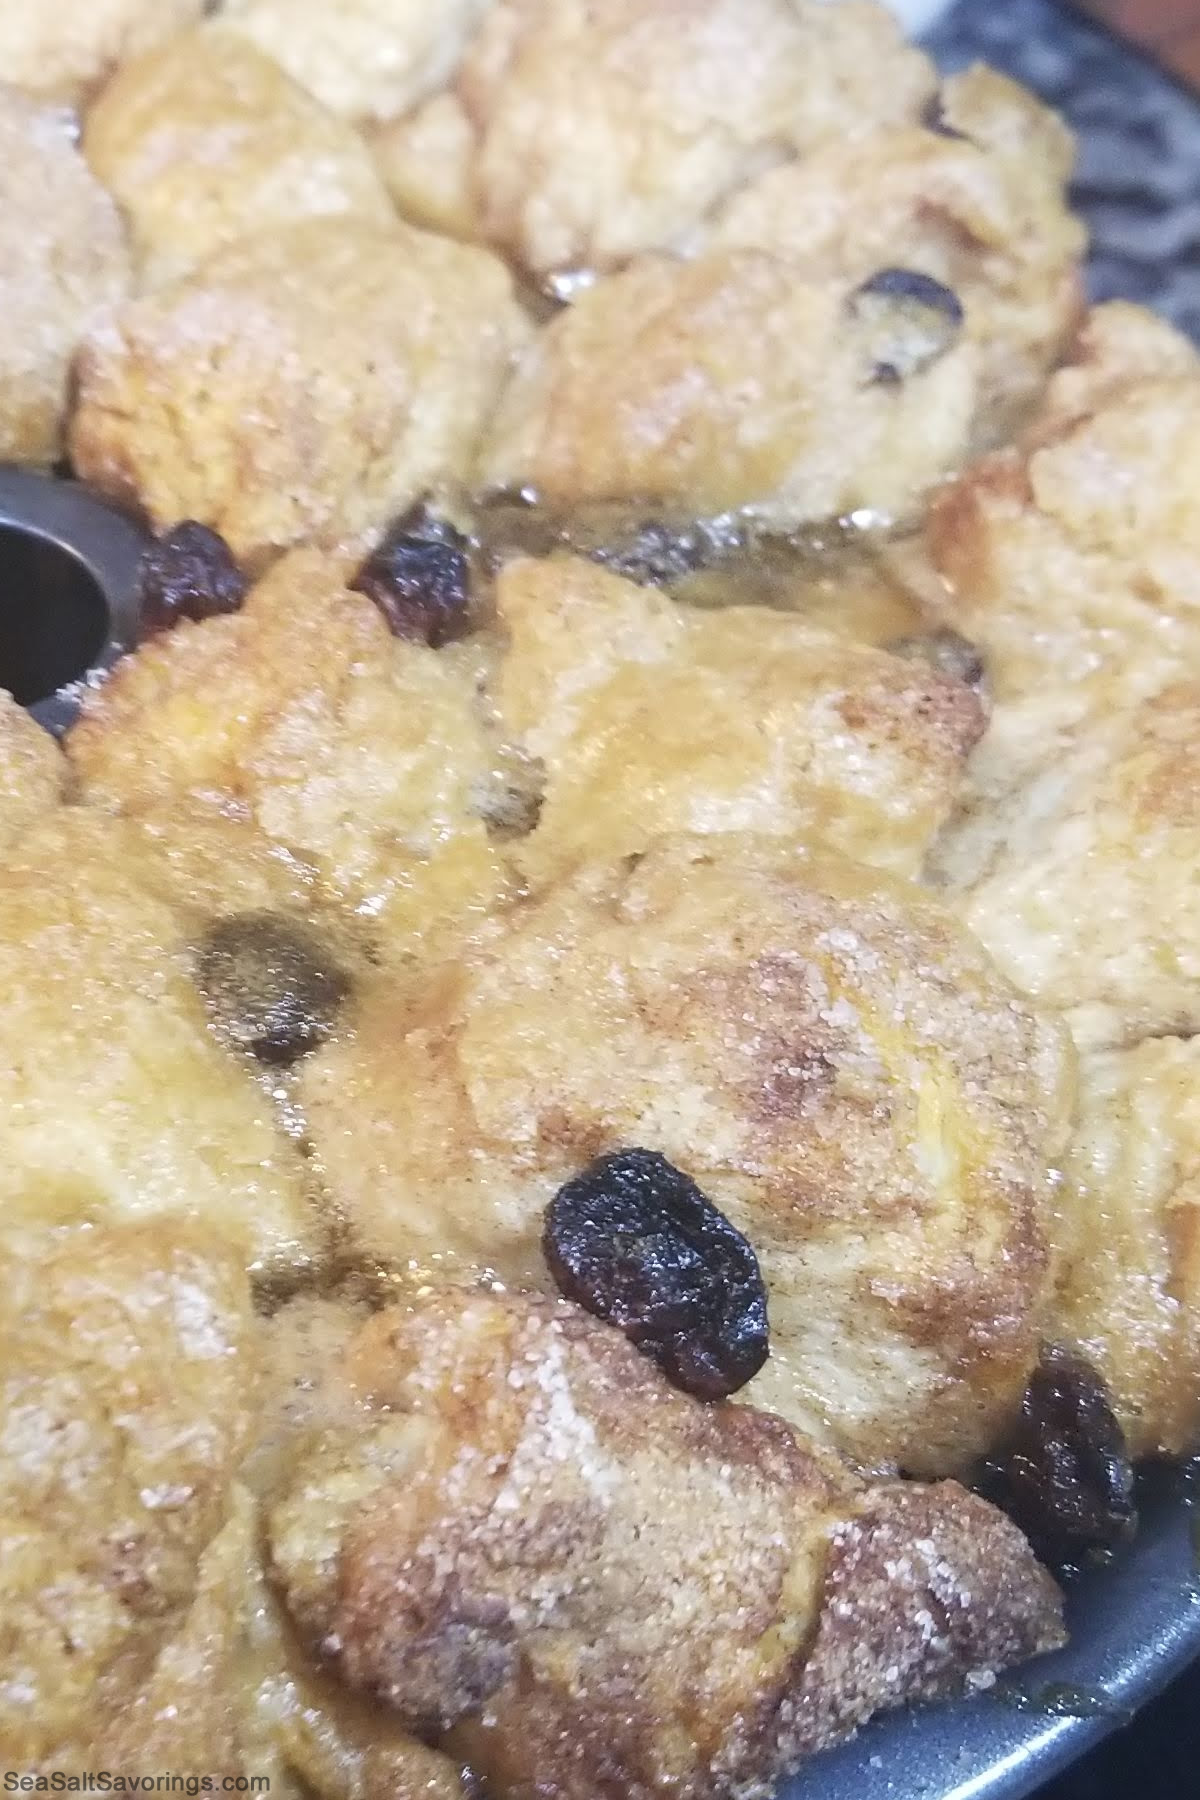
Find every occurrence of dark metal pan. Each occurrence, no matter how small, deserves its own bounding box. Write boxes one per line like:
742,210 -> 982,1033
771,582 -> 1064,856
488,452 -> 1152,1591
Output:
0,465 -> 143,735
779,1466 -> 1200,1798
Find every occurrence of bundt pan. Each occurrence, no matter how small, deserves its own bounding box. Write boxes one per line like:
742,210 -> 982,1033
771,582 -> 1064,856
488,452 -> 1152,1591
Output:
1,1 -> 1197,1795
0,464 -> 142,735
3,480 -> 1197,1800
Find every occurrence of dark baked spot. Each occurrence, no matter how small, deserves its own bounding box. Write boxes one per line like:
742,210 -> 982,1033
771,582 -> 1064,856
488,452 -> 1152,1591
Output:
885,627 -> 987,691
781,1482 -> 1065,1760
195,912 -> 351,1067
847,269 -> 965,386
346,1591 -> 518,1736
470,745 -> 546,840
138,521 -> 247,635
543,1147 -> 769,1400
351,503 -> 473,646
921,93 -> 973,143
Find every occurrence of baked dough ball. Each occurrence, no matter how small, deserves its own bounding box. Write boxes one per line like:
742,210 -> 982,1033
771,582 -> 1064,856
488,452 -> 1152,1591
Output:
0,1221 -> 257,1763
300,835 -> 1074,1474
491,556 -> 985,881
0,0 -> 203,106
0,807 -> 321,1272
370,93 -> 480,240
391,0 -> 934,279
0,88 -> 130,464
70,219 -> 532,566
85,26 -> 395,286
480,248 -> 982,529
710,65 -> 1083,434
0,691 -> 66,853
269,1290 -> 1063,1799
221,0 -> 489,125
927,303 -> 1200,775
0,1217 -> 474,1785
1050,1039 -> 1200,1460
480,65 -> 1082,525
243,1546 -> 475,1800
933,682 -> 1200,1049
71,550 -> 511,957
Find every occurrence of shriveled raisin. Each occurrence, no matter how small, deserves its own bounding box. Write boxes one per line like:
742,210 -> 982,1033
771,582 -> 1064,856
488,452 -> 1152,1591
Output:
1002,1344 -> 1137,1554
543,1148 -> 768,1400
351,503 -> 472,647
885,626 -> 987,691
847,268 -> 965,385
138,521 -> 247,634
196,912 -> 350,1066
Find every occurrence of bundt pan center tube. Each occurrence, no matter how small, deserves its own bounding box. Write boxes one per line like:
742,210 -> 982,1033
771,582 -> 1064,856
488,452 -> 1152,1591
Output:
0,465 -> 143,735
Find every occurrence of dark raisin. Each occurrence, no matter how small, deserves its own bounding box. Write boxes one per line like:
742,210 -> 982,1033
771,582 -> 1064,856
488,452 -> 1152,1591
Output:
351,503 -> 472,647
196,913 -> 351,1066
138,521 -> 247,634
847,268 -> 965,385
1001,1344 -> 1137,1555
885,626 -> 987,690
543,1147 -> 769,1400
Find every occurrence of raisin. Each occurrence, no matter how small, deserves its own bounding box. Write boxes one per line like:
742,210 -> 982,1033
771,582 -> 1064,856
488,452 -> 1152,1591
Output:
196,913 -> 351,1066
1001,1344 -> 1137,1555
351,503 -> 472,647
847,268 -> 965,385
543,1148 -> 769,1400
138,521 -> 246,634
885,626 -> 987,690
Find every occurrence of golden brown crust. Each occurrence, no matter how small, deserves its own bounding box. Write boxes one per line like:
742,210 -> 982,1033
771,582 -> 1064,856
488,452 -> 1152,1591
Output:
370,93 -> 480,240
479,248 -> 983,529
710,66 -> 1084,432
0,1221 -> 257,1762
84,26 -> 395,287
478,61 -> 1081,524
300,833 -> 1074,1474
448,0 -> 934,278
0,0 -> 203,106
220,0 -> 489,126
0,691 -> 66,852
70,219 -> 532,566
0,3 -> 1113,1780
237,1511 -> 476,1800
933,681 -> 1200,1046
94,1490 -> 261,1777
0,806 -> 321,1272
492,555 -> 985,881
0,86 -> 130,465
0,1228 -> 473,1791
1047,1037 -> 1200,1458
70,549 -> 512,958
268,1291 -> 1063,1800
773,1482 -> 1065,1763
925,302 -> 1200,784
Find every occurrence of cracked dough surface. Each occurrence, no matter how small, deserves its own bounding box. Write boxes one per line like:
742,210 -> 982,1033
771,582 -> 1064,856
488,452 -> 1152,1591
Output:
70,218 -> 532,567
